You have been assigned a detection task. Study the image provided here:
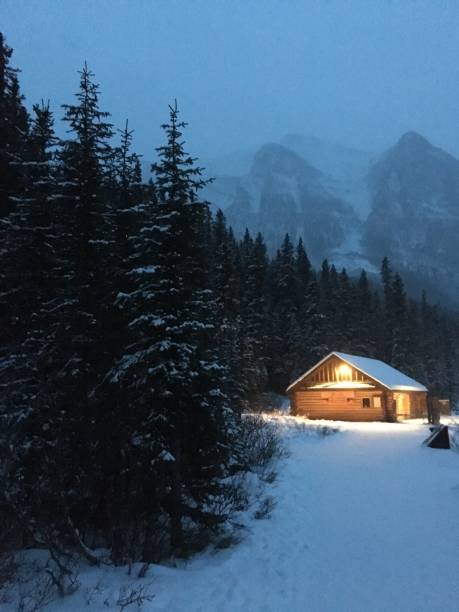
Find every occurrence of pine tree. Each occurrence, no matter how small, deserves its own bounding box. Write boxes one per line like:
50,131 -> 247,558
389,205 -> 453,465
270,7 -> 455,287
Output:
297,273 -> 325,372
318,259 -> 336,353
212,209 -> 241,319
295,237 -> 312,310
380,256 -> 394,361
0,33 -> 29,217
389,273 -> 409,369
354,270 -> 376,356
103,119 -> 149,372
1,102 -> 59,418
240,227 -> 254,274
114,119 -> 144,205
0,38 -> 32,521
240,232 -> 269,401
9,65 -> 118,550
53,62 -> 115,400
334,268 -> 356,352
0,33 -> 30,370
109,102 -> 241,555
211,210 -> 246,407
267,234 -> 302,391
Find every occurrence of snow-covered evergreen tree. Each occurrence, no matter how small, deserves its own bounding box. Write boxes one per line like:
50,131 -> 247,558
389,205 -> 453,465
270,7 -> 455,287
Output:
239,232 -> 269,401
267,234 -> 302,390
6,65 -> 119,551
0,33 -> 30,392
108,102 -> 241,555
0,32 -> 29,218
1,102 -> 59,416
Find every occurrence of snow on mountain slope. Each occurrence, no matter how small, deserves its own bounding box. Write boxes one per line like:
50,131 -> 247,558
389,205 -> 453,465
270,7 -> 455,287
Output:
202,132 -> 459,304
144,131 -> 459,302
203,135 -> 373,220
203,142 -> 360,261
280,133 -> 374,220
12,417 -> 459,612
201,135 -> 377,273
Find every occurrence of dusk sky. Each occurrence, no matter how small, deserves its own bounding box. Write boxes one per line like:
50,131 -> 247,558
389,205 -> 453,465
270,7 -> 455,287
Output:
3,0 -> 459,160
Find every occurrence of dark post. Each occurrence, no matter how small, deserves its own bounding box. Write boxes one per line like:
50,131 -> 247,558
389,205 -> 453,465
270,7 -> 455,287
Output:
427,396 -> 440,425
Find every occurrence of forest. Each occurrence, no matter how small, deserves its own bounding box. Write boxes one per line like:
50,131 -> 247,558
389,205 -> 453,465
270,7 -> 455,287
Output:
1,30 -> 458,568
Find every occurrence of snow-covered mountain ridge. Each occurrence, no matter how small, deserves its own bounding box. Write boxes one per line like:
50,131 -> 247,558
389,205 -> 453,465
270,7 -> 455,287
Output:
202,132 -> 459,304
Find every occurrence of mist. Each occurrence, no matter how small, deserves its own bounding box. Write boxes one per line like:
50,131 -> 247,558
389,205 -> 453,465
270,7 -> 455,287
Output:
3,0 -> 459,159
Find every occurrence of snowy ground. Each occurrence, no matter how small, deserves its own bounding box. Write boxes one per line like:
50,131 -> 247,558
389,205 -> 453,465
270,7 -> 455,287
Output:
4,416 -> 459,612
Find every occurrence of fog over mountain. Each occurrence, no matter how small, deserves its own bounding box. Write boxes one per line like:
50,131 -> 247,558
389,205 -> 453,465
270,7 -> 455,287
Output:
5,1 -> 459,306
202,131 -> 459,305
5,1 -> 459,160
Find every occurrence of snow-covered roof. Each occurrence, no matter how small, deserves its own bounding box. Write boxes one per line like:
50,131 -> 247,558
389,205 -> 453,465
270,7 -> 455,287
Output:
287,351 -> 428,393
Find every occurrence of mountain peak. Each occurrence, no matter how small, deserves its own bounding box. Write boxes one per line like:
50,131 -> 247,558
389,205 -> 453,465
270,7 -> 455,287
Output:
251,142 -> 320,180
396,131 -> 431,149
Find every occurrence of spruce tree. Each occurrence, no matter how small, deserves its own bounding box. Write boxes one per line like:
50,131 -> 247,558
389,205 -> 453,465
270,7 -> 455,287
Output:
9,65 -> 118,550
298,273 -> 325,371
240,232 -> 269,401
109,102 -> 241,555
335,268 -> 356,352
380,256 -> 394,361
211,210 -> 246,407
1,102 -> 59,418
354,270 -> 376,356
295,237 -> 312,310
0,33 -> 30,369
389,273 -> 409,369
267,234 -> 302,391
0,38 -> 32,522
318,259 -> 336,353
0,33 -> 29,217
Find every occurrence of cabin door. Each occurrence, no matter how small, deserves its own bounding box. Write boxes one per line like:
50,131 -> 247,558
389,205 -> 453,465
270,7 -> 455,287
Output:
394,393 -> 410,420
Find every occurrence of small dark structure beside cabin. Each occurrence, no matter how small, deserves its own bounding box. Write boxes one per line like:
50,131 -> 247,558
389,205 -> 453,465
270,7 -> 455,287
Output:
287,352 -> 428,422
423,426 -> 451,449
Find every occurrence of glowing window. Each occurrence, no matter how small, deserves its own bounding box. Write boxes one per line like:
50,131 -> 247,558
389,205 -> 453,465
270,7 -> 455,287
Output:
336,363 -> 352,380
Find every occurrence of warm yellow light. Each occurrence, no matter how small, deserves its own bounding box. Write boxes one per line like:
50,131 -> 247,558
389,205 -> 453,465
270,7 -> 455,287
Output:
336,364 -> 352,380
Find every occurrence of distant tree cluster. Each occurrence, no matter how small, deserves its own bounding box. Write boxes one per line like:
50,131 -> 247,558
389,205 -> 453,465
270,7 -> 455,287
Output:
0,33 -> 457,566
210,226 -> 457,400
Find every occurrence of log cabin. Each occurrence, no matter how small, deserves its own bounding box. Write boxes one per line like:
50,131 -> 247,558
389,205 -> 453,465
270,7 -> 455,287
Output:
287,352 -> 428,422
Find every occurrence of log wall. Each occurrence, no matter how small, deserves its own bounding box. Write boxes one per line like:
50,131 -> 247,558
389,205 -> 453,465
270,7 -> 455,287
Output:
291,389 -> 386,421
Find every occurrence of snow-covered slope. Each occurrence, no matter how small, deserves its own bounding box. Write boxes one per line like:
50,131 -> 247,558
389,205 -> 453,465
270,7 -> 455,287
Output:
11,417 -> 459,611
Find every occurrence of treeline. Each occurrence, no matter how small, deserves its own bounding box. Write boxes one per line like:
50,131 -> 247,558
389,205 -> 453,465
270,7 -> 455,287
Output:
0,34 -> 265,564
0,32 -> 457,566
212,224 -> 457,400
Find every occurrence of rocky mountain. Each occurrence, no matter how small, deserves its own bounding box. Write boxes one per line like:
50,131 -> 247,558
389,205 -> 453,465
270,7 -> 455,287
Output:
140,131 -> 459,304
279,134 -> 373,219
203,141 -> 362,264
363,131 -> 459,301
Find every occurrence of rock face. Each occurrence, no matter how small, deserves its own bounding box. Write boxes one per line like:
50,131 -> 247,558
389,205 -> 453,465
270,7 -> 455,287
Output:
202,131 -> 459,304
204,142 -> 359,262
363,131 -> 459,298
279,134 -> 373,219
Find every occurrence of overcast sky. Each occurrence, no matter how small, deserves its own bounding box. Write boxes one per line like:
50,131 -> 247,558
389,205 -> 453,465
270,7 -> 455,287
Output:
3,0 -> 459,161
